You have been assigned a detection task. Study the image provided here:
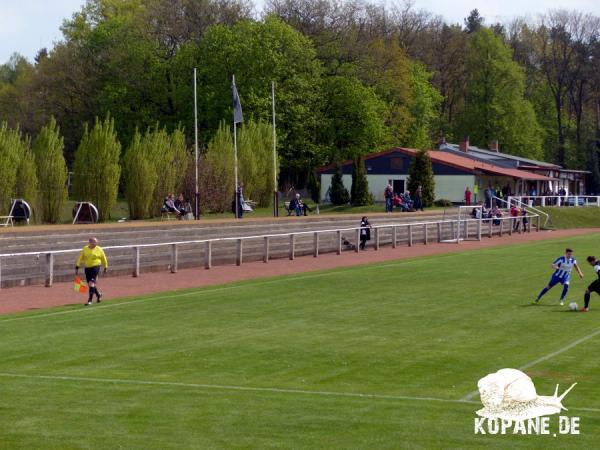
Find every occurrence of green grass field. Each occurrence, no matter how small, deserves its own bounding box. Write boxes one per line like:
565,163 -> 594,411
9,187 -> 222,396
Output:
1,234 -> 600,449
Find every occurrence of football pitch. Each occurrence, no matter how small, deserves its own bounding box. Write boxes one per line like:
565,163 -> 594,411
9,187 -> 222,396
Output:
1,234 -> 599,449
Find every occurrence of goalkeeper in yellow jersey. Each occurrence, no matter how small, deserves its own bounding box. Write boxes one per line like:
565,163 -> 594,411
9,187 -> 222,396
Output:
75,237 -> 108,306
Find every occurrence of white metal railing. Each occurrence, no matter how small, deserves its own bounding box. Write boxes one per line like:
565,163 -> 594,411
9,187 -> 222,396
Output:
0,214 -> 540,289
492,196 -> 550,227
508,195 -> 600,208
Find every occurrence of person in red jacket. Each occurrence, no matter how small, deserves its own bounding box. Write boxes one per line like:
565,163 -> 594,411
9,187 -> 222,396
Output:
465,187 -> 472,206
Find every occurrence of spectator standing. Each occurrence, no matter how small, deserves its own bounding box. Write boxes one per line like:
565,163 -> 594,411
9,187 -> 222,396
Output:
384,182 -> 394,213
359,216 -> 371,250
414,185 -> 424,211
465,187 -> 472,206
484,185 -> 492,208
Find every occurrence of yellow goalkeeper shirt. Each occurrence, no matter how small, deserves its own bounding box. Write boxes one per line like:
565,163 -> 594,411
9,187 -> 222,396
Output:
76,245 -> 108,269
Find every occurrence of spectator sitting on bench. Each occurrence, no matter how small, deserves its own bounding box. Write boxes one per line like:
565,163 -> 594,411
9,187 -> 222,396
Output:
288,193 -> 301,216
163,194 -> 184,218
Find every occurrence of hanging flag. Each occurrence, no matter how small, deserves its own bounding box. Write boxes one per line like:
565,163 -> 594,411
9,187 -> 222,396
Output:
73,276 -> 88,293
232,79 -> 244,124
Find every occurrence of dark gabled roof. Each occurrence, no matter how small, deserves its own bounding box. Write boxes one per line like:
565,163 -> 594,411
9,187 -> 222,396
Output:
318,147 -> 554,181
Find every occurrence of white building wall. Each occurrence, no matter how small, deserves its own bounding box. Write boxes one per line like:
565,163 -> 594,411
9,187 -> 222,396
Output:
321,173 -> 475,203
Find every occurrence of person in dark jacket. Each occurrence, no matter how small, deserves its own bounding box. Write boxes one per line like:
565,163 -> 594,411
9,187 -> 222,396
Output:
359,216 -> 372,250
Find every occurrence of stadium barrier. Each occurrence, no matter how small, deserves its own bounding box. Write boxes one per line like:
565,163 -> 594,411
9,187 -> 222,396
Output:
508,195 -> 600,208
0,214 -> 540,289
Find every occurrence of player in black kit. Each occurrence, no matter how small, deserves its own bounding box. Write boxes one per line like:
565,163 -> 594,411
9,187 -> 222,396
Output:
583,256 -> 600,312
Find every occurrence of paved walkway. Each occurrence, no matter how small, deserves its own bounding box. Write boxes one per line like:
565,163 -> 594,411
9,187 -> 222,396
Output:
1,228 -> 597,315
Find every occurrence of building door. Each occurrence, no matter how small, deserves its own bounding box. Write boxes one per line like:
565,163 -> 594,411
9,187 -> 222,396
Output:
393,179 -> 405,194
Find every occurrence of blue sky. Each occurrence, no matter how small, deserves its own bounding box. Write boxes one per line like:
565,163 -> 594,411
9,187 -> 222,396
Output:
1,0 -> 599,64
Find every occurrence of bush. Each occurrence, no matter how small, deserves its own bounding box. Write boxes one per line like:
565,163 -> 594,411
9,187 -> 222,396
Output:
33,118 -> 67,223
16,143 -> 38,217
433,199 -> 453,207
329,168 -> 350,205
72,115 -> 121,222
351,157 -> 372,206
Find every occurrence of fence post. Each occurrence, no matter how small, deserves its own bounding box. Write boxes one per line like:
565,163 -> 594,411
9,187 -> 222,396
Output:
488,219 -> 493,238
541,197 -> 546,207
355,228 -> 360,252
336,231 -> 342,255
263,236 -> 269,263
313,232 -> 319,257
597,196 -> 600,207
236,239 -> 242,266
205,241 -> 212,269
537,215 -> 541,232
45,253 -> 54,287
464,220 -> 469,240
423,223 -> 428,245
170,244 -> 178,273
499,219 -> 503,237
408,224 -> 413,247
477,219 -> 482,241
437,222 -> 442,243
132,246 -> 140,277
575,196 -> 579,207
289,234 -> 295,260
451,220 -> 456,241
392,226 -> 397,249
374,228 -> 380,250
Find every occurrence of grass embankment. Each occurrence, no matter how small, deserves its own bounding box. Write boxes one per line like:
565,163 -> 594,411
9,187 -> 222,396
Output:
541,207 -> 600,229
1,233 -> 600,448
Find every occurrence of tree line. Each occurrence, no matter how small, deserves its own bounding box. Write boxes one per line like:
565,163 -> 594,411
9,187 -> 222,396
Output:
1,0 -> 600,196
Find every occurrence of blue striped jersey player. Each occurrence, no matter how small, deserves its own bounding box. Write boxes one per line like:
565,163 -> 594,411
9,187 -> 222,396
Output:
535,248 -> 583,306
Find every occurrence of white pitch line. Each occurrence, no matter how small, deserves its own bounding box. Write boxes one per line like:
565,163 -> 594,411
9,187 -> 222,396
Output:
461,326 -> 600,401
0,271 -> 340,324
0,371 -> 477,405
1,372 -> 598,413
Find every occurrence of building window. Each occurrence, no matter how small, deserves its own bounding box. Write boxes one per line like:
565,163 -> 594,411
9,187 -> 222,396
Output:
390,157 -> 403,170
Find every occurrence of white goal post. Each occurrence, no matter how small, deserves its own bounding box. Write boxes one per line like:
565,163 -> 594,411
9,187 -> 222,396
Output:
441,205 -> 483,243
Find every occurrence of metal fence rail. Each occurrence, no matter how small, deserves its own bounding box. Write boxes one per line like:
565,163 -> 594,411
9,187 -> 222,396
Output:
0,214 -> 540,289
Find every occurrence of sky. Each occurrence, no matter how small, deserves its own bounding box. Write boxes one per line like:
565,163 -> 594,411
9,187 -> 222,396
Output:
1,0 -> 600,64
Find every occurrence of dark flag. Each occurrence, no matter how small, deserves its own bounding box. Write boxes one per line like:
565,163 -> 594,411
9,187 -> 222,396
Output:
232,80 -> 243,124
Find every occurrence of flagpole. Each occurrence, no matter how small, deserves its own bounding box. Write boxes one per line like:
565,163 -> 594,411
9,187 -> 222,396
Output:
193,68 -> 199,220
233,74 -> 239,220
272,81 -> 278,217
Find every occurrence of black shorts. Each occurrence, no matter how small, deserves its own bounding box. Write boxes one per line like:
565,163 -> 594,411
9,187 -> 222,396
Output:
84,266 -> 101,284
588,279 -> 600,294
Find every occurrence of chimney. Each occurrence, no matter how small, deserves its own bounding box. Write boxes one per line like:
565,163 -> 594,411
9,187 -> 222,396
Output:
459,136 -> 469,152
489,140 -> 499,152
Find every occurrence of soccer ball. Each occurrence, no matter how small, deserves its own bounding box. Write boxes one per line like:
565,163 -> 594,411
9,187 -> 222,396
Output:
569,302 -> 578,311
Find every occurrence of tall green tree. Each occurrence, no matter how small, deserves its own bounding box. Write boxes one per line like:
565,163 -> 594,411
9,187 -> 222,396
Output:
350,157 -> 371,206
238,120 -> 277,207
32,118 -> 68,223
405,63 -> 443,149
197,122 -> 235,213
456,28 -> 543,159
72,116 -> 121,221
123,129 -> 159,219
15,142 -> 38,218
407,150 -> 435,206
0,123 -> 24,212
181,16 -> 323,184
